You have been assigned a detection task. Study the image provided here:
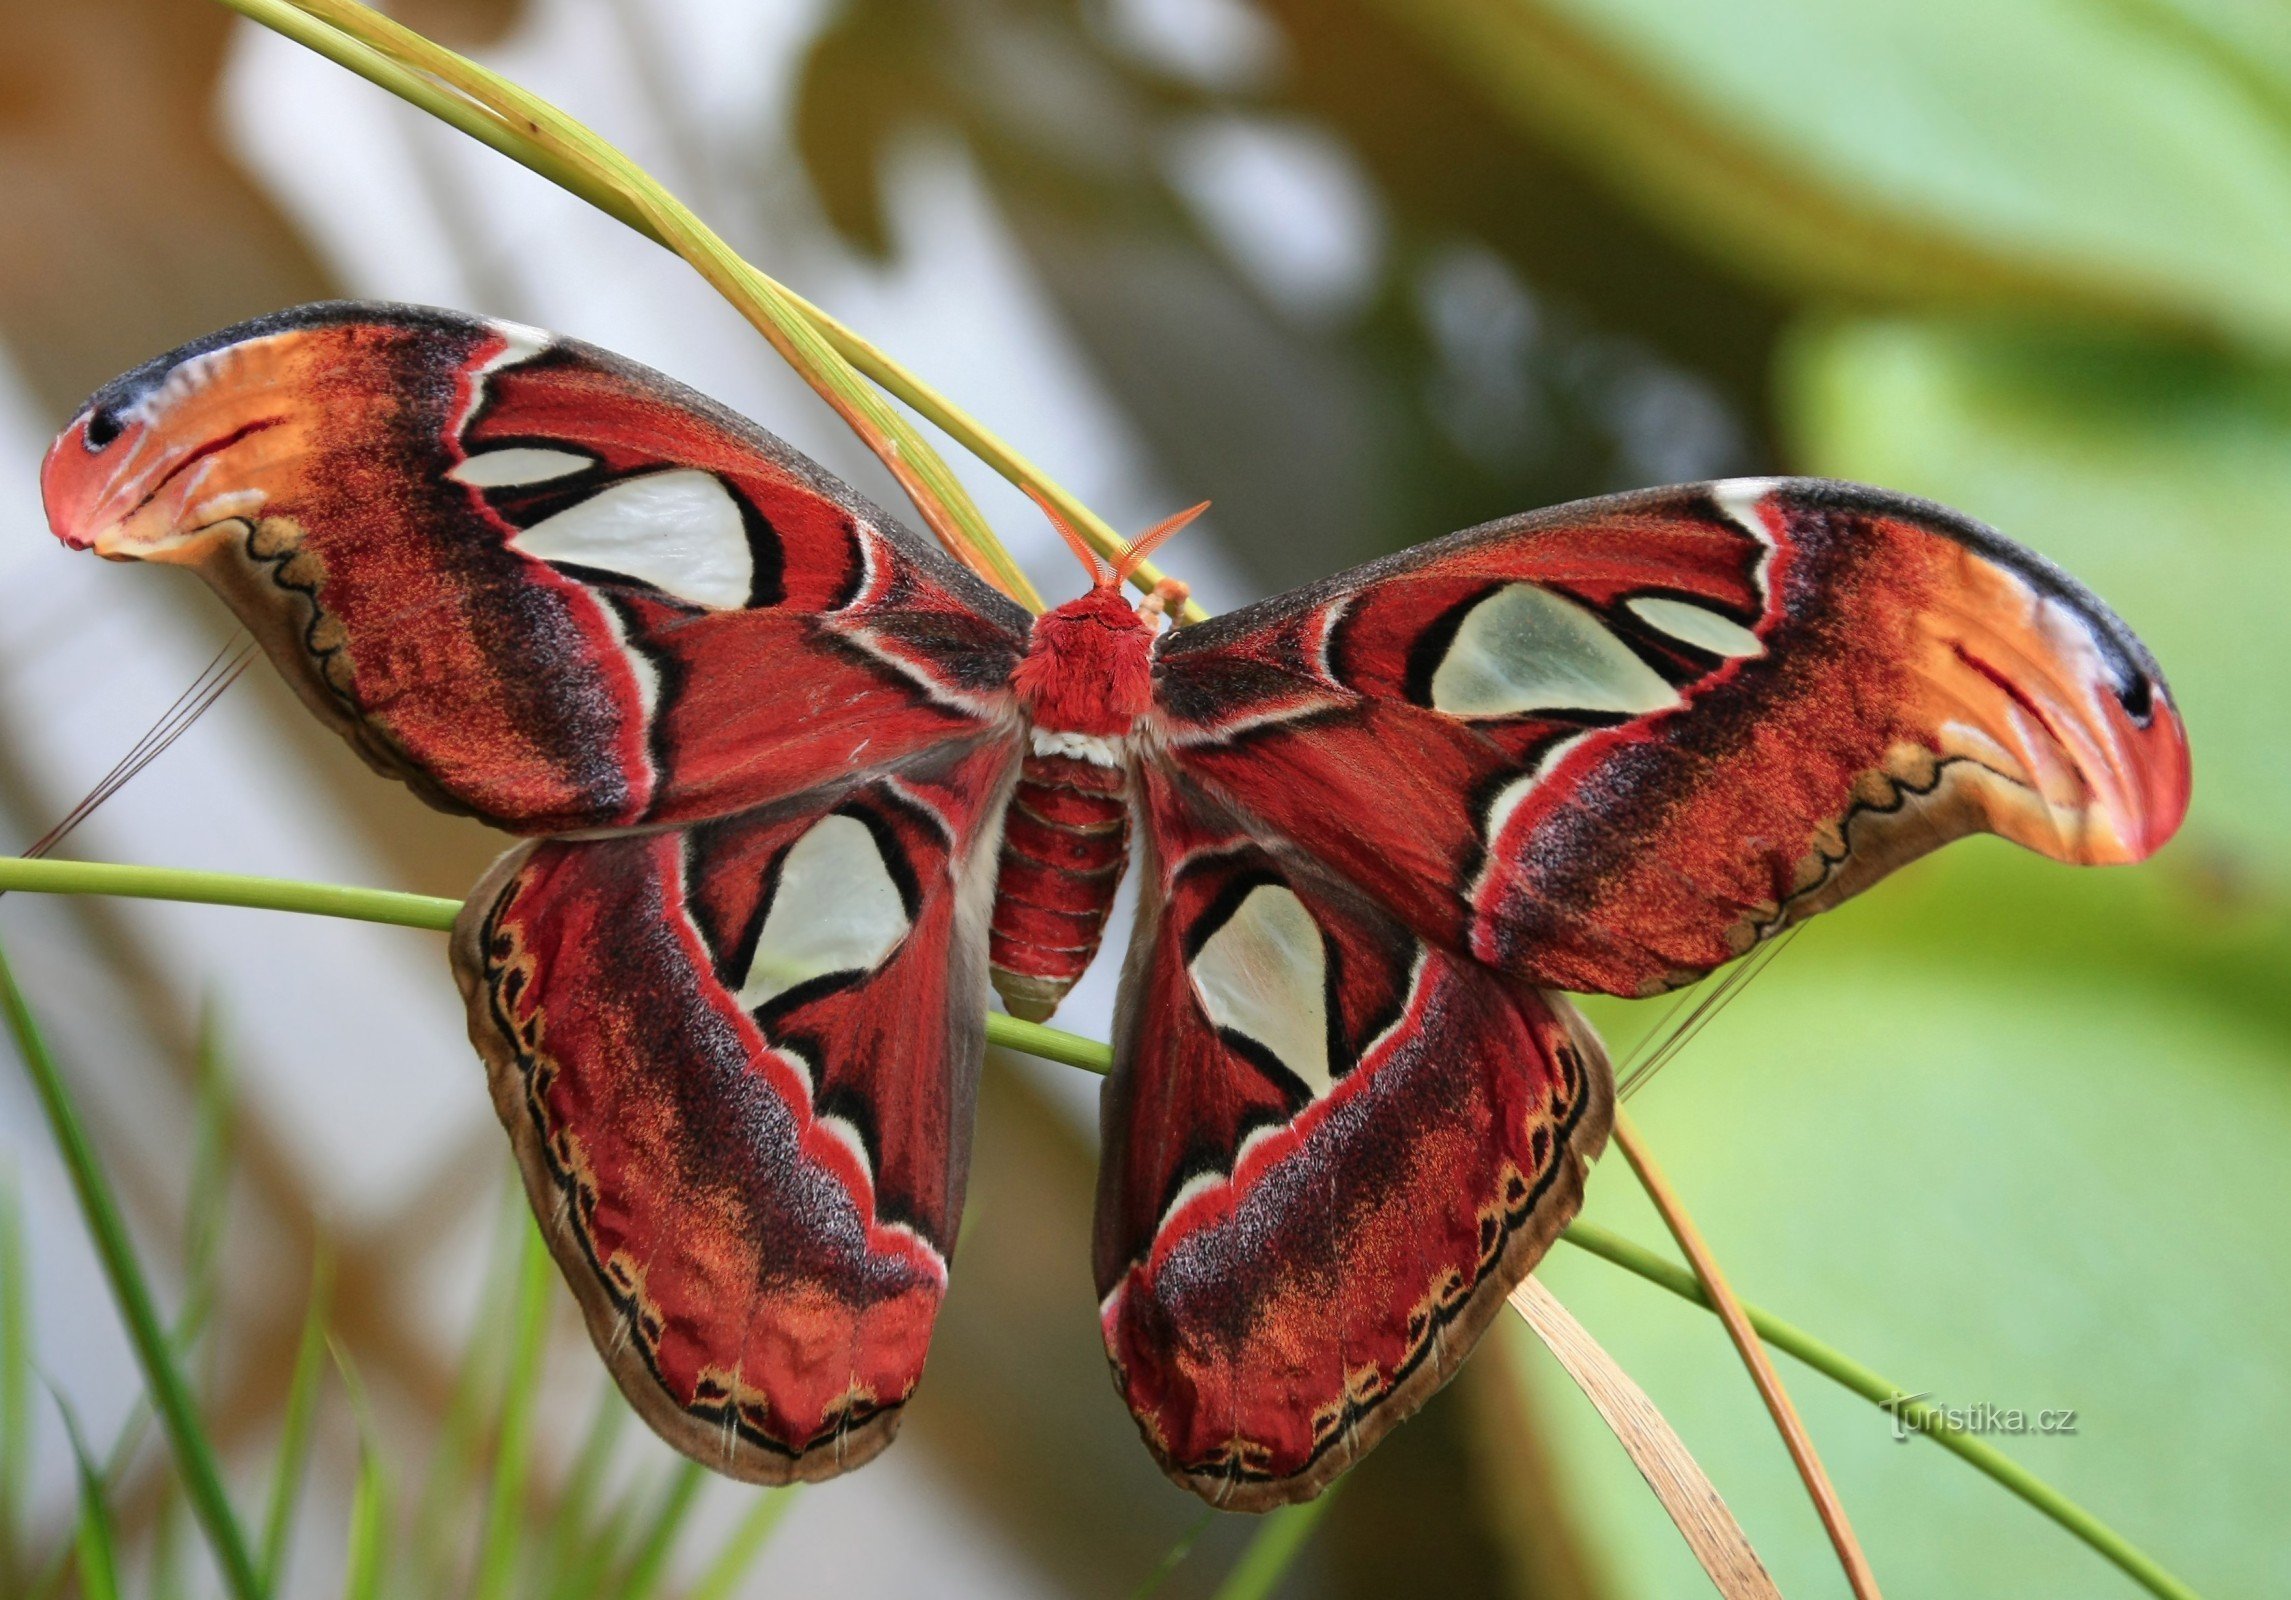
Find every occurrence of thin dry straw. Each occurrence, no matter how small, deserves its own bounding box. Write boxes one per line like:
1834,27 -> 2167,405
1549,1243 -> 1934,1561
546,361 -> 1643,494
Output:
15,639 -> 256,865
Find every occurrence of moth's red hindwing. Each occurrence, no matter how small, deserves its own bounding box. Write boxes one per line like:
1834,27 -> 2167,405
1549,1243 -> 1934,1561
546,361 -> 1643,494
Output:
450,738 -> 1015,1485
1095,767 -> 1613,1508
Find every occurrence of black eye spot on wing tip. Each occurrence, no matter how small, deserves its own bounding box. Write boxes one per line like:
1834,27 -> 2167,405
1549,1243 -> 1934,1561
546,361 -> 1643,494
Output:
2116,672 -> 2154,724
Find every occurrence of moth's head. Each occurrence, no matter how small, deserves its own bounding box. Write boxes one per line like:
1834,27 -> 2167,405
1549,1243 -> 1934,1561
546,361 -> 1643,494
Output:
1015,492 -> 1207,731
43,323 -> 313,565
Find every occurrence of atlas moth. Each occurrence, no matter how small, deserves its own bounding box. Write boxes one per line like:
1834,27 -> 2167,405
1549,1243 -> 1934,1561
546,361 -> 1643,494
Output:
41,303 -> 2190,1509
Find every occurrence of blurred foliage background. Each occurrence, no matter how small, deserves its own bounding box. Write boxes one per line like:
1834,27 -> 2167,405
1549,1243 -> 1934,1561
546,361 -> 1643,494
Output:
1,0 -> 2286,1595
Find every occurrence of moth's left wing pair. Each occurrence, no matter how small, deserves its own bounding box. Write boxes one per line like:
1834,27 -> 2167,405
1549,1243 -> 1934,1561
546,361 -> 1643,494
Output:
41,304 -> 1032,1481
1102,477 -> 2189,1508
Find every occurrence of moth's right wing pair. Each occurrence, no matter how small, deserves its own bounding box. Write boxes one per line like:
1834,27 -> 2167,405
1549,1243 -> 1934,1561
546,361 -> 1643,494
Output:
1100,477 -> 2188,1508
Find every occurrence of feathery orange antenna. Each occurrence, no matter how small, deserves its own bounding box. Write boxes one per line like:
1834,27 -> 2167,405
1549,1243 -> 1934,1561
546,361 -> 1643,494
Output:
1116,501 -> 1210,585
1023,486 -> 1209,594
1022,485 -> 1112,589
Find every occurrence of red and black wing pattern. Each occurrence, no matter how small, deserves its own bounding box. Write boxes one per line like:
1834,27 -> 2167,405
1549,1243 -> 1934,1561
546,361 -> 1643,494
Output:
451,736 -> 1017,1481
1096,761 -> 1610,1509
40,301 -> 1030,833
1149,478 -> 2191,997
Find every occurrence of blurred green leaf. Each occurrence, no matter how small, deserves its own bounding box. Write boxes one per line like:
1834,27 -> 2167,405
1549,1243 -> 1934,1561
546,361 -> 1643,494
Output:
686,1488 -> 799,1600
611,1462 -> 704,1600
1129,1509 -> 1213,1600
0,1166 -> 27,1598
1371,0 -> 2291,347
413,1187 -> 525,1591
534,1386 -> 629,1599
1784,314 -> 2291,880
1210,1491 -> 1340,1600
470,1216 -> 555,1600
330,1339 -> 392,1600
56,1397 -> 120,1600
259,1246 -> 333,1593
1534,852 -> 2289,1597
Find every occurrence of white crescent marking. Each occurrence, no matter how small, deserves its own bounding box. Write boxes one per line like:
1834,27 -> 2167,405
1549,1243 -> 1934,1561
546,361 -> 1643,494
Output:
737,815 -> 911,1009
1188,883 -> 1331,1096
1627,596 -> 1764,659
511,470 -> 754,610
1430,583 -> 1678,718
448,447 -> 594,488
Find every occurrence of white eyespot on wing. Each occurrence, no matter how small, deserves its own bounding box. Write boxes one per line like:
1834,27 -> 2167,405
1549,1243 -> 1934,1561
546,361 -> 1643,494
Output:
1627,596 -> 1765,659
737,815 -> 912,1009
448,447 -> 594,488
511,470 -> 754,610
1188,884 -> 1331,1097
1429,583 -> 1678,718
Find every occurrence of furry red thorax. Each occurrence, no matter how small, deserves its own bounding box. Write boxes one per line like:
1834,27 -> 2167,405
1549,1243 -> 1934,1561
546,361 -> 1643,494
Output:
1011,586 -> 1155,738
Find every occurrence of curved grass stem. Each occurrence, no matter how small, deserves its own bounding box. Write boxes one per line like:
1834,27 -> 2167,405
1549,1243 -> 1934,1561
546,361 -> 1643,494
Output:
0,853 -> 2204,1599
214,0 -> 1207,619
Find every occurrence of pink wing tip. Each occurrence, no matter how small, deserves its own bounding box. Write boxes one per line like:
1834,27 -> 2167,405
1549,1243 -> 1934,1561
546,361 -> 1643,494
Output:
40,416 -> 105,551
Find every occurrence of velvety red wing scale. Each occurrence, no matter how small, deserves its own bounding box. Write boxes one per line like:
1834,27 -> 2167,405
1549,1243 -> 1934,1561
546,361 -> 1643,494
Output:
1096,762 -> 1611,1510
1148,478 -> 2191,997
40,302 -> 1030,833
452,737 -> 1018,1483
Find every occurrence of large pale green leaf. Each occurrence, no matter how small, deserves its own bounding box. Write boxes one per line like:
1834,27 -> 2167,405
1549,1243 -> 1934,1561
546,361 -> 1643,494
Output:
1370,0 -> 2291,348
1785,314 -> 2291,880
1528,850 -> 2290,1598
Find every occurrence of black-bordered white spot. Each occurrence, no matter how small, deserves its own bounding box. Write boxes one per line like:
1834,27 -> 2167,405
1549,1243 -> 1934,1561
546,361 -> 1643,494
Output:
737,815 -> 912,1009
1626,596 -> 1764,659
448,447 -> 595,488
511,469 -> 753,610
1188,883 -> 1331,1096
1429,583 -> 1677,718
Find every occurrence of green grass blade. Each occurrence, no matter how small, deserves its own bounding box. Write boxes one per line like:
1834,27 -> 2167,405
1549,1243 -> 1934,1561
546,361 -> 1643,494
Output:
532,1386 -> 628,1599
257,1245 -> 333,1592
341,1447 -> 387,1600
1129,1508 -> 1214,1600
469,1216 -> 554,1600
195,0 -> 1233,613
548,1490 -> 643,1600
610,1461 -> 704,1600
224,0 -> 1040,611
179,1003 -> 237,1347
411,1187 -> 525,1591
0,1164 -> 29,1597
1209,1491 -> 1340,1600
329,1339 -> 392,1600
686,1488 -> 798,1600
0,937 -> 263,1600
55,1393 -> 122,1600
